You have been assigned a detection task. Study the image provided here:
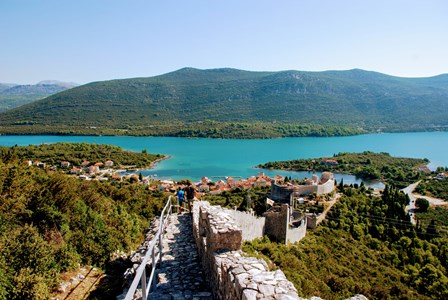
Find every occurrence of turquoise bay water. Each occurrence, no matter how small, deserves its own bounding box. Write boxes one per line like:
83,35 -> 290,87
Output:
0,132 -> 447,186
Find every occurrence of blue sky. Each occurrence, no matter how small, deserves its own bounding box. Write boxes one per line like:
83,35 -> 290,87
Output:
1,0 -> 447,84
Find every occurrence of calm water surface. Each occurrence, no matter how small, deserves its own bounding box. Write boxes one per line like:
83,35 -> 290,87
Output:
1,132 -> 447,186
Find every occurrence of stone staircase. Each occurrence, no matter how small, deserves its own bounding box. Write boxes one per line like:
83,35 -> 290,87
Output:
148,213 -> 213,300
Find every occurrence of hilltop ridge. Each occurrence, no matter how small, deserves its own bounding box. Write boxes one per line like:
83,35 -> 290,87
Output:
0,80 -> 78,112
0,68 -> 447,137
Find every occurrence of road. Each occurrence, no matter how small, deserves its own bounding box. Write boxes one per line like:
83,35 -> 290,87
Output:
402,181 -> 447,225
401,181 -> 420,225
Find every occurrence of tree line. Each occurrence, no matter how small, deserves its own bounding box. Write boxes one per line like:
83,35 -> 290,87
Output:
0,121 -> 363,139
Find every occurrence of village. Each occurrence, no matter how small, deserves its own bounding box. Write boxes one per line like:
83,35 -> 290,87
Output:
27,158 -> 338,201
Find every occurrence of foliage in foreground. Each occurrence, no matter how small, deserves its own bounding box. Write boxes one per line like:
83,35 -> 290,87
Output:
259,151 -> 427,188
0,147 -> 167,299
244,186 -> 448,299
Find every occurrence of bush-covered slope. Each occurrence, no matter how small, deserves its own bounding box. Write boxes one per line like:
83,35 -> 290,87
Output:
0,144 -> 167,299
0,68 -> 447,135
244,186 -> 448,299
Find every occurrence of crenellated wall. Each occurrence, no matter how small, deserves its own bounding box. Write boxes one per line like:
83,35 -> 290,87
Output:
193,201 -> 300,300
270,174 -> 335,203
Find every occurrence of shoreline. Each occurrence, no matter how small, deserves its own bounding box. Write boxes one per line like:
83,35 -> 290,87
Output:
118,155 -> 171,173
259,166 -> 385,183
148,155 -> 171,169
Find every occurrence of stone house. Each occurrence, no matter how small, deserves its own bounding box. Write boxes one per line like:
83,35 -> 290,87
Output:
33,161 -> 46,168
197,183 -> 210,193
88,165 -> 100,174
111,174 -> 122,181
61,161 -> 71,168
70,167 -> 81,174
321,159 -> 338,165
436,172 -> 448,180
254,177 -> 269,187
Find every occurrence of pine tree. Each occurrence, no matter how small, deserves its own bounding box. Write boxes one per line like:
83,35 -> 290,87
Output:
426,220 -> 440,239
339,178 -> 344,190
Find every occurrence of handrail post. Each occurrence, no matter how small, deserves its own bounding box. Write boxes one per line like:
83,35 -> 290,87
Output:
141,268 -> 147,300
158,228 -> 163,258
157,196 -> 169,275
151,243 -> 156,290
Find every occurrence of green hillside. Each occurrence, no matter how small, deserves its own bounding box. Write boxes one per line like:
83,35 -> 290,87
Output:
1,68 -> 447,137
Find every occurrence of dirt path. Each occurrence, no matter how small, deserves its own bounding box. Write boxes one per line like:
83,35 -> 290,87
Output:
53,267 -> 104,300
316,193 -> 341,225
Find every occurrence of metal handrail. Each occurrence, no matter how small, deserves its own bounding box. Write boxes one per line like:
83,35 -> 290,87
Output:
124,195 -> 173,300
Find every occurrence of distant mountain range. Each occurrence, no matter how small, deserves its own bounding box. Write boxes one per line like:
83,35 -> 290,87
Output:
0,68 -> 447,136
0,81 -> 78,112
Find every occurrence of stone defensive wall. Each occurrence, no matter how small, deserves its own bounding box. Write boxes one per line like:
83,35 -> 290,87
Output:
294,179 -> 334,196
315,178 -> 335,195
223,209 -> 265,241
192,201 -> 300,300
224,205 -> 307,244
270,172 -> 335,202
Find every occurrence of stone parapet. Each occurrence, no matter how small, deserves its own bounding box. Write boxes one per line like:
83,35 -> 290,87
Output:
201,205 -> 242,252
193,201 -> 299,300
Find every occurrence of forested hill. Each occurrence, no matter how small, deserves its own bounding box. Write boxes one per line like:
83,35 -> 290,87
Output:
1,68 -> 448,135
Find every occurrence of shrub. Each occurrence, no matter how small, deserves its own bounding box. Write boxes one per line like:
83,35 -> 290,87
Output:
416,198 -> 430,212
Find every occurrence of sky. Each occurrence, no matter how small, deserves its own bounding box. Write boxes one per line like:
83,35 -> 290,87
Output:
1,0 -> 447,84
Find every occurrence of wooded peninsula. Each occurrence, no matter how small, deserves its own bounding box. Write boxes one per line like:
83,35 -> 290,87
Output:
258,151 -> 428,188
